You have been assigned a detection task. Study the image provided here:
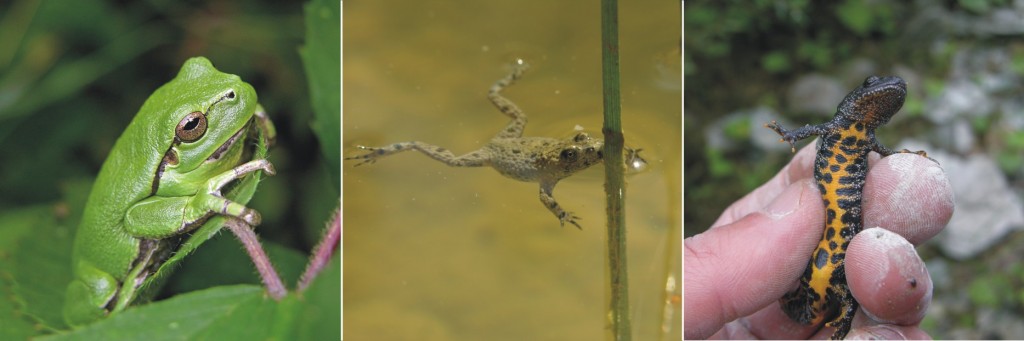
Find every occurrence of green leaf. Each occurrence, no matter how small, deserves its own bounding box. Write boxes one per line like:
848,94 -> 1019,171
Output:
296,254 -> 340,340
0,205 -> 69,338
761,50 -> 791,73
836,0 -> 873,36
42,255 -> 340,340
40,285 -> 267,340
958,0 -> 991,14
300,0 -> 341,190
1,205 -> 78,330
166,232 -> 307,294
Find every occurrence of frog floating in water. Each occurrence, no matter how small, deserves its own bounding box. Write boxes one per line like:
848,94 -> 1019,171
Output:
346,59 -> 645,229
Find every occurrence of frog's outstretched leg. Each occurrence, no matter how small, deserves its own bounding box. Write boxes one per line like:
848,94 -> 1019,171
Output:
489,59 -> 530,140
345,142 -> 489,168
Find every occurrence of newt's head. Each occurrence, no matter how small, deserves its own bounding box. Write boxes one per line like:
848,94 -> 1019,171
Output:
836,75 -> 906,128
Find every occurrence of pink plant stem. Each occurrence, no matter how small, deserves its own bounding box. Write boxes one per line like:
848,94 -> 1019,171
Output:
225,218 -> 287,299
298,206 -> 341,291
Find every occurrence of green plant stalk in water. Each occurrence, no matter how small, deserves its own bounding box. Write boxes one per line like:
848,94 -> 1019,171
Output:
601,0 -> 631,339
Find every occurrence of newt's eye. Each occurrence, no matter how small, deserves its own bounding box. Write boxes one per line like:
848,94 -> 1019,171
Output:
560,148 -> 579,162
176,111 -> 207,142
863,76 -> 879,87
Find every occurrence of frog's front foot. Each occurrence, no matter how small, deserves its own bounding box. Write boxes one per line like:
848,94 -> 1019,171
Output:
209,159 -> 275,226
345,145 -> 385,167
539,182 -> 582,230
558,211 -> 582,230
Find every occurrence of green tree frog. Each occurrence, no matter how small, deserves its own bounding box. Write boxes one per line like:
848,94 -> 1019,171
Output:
63,57 -> 276,327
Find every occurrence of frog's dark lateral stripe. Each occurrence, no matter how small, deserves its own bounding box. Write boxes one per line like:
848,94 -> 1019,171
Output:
765,75 -> 928,340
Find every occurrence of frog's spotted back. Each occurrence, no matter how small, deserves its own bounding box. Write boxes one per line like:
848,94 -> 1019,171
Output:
345,60 -> 643,229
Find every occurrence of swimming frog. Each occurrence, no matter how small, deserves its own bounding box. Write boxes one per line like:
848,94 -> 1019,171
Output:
346,60 -> 645,229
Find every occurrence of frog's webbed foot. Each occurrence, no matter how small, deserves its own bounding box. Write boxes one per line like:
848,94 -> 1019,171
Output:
345,145 -> 384,167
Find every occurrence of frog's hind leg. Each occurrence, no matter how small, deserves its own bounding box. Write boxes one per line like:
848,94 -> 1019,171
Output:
489,60 -> 530,139
346,141 -> 488,167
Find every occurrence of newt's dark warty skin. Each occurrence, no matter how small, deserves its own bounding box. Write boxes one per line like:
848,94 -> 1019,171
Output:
765,75 -> 929,340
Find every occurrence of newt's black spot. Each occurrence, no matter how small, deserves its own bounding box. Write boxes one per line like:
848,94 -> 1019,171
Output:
815,249 -> 829,269
836,186 -> 860,197
844,163 -> 863,174
831,252 -> 844,265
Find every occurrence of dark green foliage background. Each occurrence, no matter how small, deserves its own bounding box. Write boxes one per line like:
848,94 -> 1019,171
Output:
0,0 -> 340,339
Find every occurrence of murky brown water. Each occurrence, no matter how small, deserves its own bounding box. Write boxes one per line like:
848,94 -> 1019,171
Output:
344,1 -> 680,340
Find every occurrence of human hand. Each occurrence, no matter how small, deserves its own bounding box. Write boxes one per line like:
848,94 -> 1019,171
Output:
684,143 -> 953,339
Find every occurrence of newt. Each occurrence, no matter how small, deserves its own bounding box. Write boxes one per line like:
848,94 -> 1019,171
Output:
765,75 -> 928,339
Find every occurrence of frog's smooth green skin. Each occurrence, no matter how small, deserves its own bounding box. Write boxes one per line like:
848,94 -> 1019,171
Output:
63,57 -> 276,327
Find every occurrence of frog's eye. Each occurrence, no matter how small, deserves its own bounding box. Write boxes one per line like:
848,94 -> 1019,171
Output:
560,148 -> 579,162
573,133 -> 589,143
176,111 -> 208,142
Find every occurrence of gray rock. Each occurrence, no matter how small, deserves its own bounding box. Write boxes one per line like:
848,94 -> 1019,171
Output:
924,80 -> 992,124
951,119 -> 976,154
706,107 -> 794,153
841,58 -> 878,84
893,64 -> 926,106
925,258 -> 951,292
977,307 -> 1024,339
914,142 -> 1024,260
787,74 -> 845,116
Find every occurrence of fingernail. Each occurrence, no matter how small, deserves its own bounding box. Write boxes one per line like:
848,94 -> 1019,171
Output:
764,181 -> 808,219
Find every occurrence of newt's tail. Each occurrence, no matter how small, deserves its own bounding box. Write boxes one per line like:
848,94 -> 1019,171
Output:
779,261 -> 829,326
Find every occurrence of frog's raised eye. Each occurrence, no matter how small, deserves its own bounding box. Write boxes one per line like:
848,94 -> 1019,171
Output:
573,133 -> 589,143
863,76 -> 880,87
176,111 -> 208,142
560,148 -> 579,162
